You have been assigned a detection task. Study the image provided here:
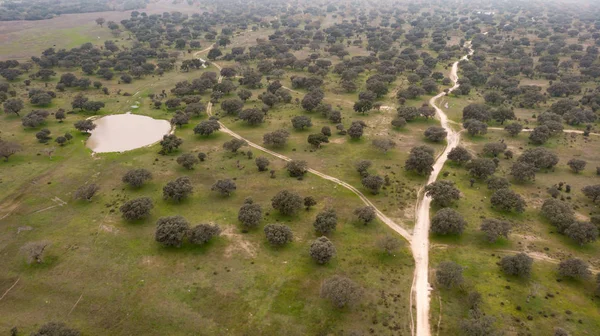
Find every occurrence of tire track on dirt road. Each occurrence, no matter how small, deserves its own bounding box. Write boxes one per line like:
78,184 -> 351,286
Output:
410,41 -> 474,336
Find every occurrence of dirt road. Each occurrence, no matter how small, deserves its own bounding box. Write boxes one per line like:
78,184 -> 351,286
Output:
488,127 -> 600,136
198,53 -> 412,242
410,41 -> 474,336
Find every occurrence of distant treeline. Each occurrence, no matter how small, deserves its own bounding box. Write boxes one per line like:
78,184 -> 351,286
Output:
0,0 -> 147,21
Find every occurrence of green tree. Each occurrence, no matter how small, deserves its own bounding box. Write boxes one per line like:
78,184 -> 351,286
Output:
264,224 -> 293,246
271,190 -> 303,215
431,208 -> 467,235
120,197 -> 153,221
309,236 -> 336,264
122,169 -> 152,188
558,258 -> 591,279
313,209 -> 338,234
405,145 -> 435,175
238,198 -> 262,229
490,188 -> 526,213
424,180 -> 461,207
436,261 -> 463,288
211,179 -> 237,196
189,224 -> 221,245
155,215 -> 189,247
500,253 -> 533,277
480,219 -> 511,243
320,275 -> 362,308
163,177 -> 193,202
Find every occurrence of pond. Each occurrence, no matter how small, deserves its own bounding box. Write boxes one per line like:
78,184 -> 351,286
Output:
86,113 -> 172,153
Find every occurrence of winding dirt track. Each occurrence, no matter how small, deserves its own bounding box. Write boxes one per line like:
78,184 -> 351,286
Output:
196,50 -> 412,242
194,39 -> 599,336
410,41 -> 474,336
488,127 -> 600,136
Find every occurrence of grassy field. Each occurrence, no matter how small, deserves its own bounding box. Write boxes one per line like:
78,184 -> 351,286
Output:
0,22 -> 420,335
0,76 -> 418,334
428,121 -> 600,335
0,0 -> 208,61
2,3 -> 600,335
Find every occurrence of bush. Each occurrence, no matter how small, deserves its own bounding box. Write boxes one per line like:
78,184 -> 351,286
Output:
480,219 -> 511,243
163,177 -> 193,202
263,129 -> 290,147
505,122 -> 523,136
177,153 -> 199,170
372,138 -> 396,152
558,258 -> 591,279
264,224 -> 293,246
377,236 -> 401,255
194,120 -> 220,136
424,126 -> 447,142
554,327 -> 569,336
155,216 -> 189,247
567,158 -> 586,173
482,142 -> 507,157
304,196 -> 317,210
487,176 -> 510,191
313,209 -> 338,234
320,275 -> 362,308
73,183 -> 99,201
500,253 -> 533,277
517,147 -> 559,170
189,224 -> 221,245
22,110 -> 49,128
431,208 -> 466,235
490,188 -> 526,213
424,180 -> 461,207
565,221 -> 598,245
309,236 -> 336,264
291,115 -> 312,129
354,206 -> 376,224
582,184 -> 600,203
211,179 -> 237,196
467,158 -> 496,179
460,314 -> 498,336
122,168 -> 152,188
31,322 -> 80,336
467,291 -> 482,311
541,198 -> 575,233
20,241 -> 50,264
238,201 -> 262,229
391,117 -> 406,128
436,261 -> 463,288
223,138 -> 247,152
447,146 -> 472,164
74,119 -> 97,133
159,134 -> 183,154
120,197 -> 153,221
361,175 -> 384,194
286,160 -> 308,177
405,145 -> 435,175
529,125 -> 551,145
355,160 -> 372,175
271,190 -> 303,215
255,156 -> 270,171
510,162 -> 536,182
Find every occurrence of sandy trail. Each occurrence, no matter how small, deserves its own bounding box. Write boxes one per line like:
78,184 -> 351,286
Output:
488,127 -> 600,136
197,53 -> 412,242
410,41 -> 474,336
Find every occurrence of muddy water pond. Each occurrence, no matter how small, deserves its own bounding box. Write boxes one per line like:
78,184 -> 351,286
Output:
86,113 -> 172,153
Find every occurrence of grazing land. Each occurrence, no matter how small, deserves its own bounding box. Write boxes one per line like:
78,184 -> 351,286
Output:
1,0 -> 600,335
